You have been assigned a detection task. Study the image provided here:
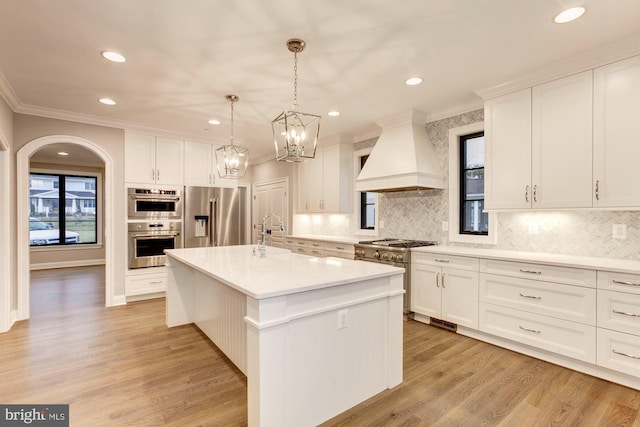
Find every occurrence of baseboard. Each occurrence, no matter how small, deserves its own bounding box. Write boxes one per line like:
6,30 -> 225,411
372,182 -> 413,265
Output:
111,295 -> 127,306
29,258 -> 105,271
126,292 -> 165,303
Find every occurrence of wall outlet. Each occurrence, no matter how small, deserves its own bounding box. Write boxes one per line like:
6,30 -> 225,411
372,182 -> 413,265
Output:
337,309 -> 348,330
612,224 -> 627,239
442,221 -> 449,231
379,220 -> 385,229
528,222 -> 539,234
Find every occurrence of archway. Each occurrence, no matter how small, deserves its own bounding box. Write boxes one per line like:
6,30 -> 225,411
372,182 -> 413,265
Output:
16,135 -> 115,320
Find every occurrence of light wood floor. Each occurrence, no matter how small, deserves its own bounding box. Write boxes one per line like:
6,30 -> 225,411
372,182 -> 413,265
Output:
2,266 -> 640,426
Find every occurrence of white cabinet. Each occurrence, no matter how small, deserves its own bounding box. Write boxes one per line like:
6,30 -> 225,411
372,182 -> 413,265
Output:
485,88 -> 531,210
596,270 -> 640,375
411,253 -> 479,329
593,55 -> 640,208
125,269 -> 167,297
183,140 -> 238,188
485,71 -> 593,210
125,133 -> 184,185
531,71 -> 593,208
297,142 -> 353,213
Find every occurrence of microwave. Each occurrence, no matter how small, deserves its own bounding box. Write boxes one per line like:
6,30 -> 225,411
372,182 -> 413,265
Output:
127,188 -> 183,220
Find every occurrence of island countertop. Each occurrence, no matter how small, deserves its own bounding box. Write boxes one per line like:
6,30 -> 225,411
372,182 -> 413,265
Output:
165,245 -> 404,300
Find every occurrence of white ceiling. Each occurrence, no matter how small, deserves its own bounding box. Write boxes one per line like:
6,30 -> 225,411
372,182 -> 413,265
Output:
1,0 -> 639,162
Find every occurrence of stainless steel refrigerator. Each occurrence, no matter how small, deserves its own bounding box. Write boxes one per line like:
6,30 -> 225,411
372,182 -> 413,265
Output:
183,186 -> 248,248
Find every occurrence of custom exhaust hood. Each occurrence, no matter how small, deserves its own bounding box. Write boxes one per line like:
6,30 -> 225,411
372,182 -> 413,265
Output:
356,110 -> 444,192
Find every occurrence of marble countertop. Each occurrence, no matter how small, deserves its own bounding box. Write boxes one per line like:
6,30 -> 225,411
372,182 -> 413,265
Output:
412,245 -> 640,274
166,245 -> 404,299
286,234 -> 361,245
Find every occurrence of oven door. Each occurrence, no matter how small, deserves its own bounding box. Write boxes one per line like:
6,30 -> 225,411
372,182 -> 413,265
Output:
128,230 -> 181,269
128,194 -> 183,219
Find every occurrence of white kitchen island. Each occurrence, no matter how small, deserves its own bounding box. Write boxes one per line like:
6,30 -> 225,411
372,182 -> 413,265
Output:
165,245 -> 405,427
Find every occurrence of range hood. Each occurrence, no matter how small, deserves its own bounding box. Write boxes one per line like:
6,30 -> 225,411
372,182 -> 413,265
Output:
356,110 -> 444,192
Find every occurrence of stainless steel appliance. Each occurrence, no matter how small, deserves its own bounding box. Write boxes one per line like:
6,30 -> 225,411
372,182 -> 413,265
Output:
354,239 -> 438,314
127,188 -> 182,219
128,220 -> 182,269
183,186 -> 248,248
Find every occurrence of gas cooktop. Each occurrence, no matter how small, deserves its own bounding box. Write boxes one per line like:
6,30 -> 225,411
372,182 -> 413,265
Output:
357,238 -> 438,249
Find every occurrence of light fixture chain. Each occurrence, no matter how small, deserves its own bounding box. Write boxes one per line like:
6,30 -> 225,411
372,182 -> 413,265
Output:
293,52 -> 298,110
230,98 -> 235,145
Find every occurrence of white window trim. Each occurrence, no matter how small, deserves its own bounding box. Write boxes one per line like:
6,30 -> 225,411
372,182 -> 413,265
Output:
448,122 -> 497,245
352,147 -> 379,237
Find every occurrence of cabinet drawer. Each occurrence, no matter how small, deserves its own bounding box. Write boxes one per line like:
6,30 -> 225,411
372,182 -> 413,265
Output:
479,273 -> 596,325
597,271 -> 640,295
125,274 -> 166,296
598,289 -> 640,335
412,253 -> 479,272
479,302 -> 596,363
597,328 -> 640,377
479,259 -> 596,288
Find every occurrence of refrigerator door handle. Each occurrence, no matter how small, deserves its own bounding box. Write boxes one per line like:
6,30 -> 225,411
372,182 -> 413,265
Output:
210,198 -> 218,246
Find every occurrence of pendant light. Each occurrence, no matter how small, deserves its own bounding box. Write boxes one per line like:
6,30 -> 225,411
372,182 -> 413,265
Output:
216,94 -> 248,178
272,38 -> 320,163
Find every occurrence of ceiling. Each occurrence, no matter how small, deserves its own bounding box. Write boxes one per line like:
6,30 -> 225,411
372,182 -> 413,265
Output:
1,1 -> 639,162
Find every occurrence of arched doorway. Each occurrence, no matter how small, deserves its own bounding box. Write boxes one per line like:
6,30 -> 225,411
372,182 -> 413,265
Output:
16,135 -> 115,320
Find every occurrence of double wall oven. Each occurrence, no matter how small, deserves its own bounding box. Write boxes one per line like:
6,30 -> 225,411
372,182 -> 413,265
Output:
127,188 -> 182,269
354,239 -> 437,314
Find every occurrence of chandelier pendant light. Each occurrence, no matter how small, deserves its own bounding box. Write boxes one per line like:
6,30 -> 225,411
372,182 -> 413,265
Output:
216,94 -> 249,178
272,38 -> 320,163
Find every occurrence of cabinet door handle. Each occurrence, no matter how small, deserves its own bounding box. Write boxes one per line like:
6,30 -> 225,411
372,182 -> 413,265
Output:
152,169 -> 155,180
595,180 -> 600,201
156,169 -> 160,181
612,349 -> 640,360
435,258 -> 450,263
519,269 -> 542,275
435,272 -> 440,288
519,293 -> 542,300
519,325 -> 541,334
525,185 -> 530,203
612,309 -> 640,318
441,273 -> 446,289
612,279 -> 640,287
533,185 -> 538,203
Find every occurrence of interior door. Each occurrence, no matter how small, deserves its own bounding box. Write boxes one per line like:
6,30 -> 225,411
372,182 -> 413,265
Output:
252,179 -> 289,247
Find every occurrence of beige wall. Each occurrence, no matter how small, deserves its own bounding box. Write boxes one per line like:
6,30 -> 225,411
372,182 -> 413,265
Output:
0,96 -> 14,331
13,114 -> 126,295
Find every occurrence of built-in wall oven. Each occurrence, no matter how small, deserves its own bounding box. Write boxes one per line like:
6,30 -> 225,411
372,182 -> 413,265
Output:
128,221 -> 182,269
127,188 -> 182,219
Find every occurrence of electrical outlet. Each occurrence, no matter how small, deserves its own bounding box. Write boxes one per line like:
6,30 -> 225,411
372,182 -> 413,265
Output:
612,224 -> 627,239
379,220 -> 385,229
442,221 -> 449,231
528,222 -> 539,234
337,309 -> 348,330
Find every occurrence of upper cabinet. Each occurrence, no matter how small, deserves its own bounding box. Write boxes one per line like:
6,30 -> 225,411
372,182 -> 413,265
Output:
593,55 -> 640,208
297,139 -> 353,213
125,133 -> 184,186
183,140 -> 237,188
485,69 -> 598,210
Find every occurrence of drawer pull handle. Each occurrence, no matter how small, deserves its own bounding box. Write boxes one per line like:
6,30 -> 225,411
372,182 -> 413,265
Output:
612,309 -> 640,318
435,258 -> 450,263
519,325 -> 541,334
519,269 -> 542,275
336,247 -> 345,250
612,349 -> 640,360
519,293 -> 542,300
149,281 -> 163,284
612,279 -> 640,287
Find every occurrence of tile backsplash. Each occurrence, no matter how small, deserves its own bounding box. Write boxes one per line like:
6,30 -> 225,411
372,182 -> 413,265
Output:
378,109 -> 640,261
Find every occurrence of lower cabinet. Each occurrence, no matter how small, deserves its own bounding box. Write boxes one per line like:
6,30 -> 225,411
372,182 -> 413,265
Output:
411,253 -> 479,329
284,237 -> 355,260
125,269 -> 167,297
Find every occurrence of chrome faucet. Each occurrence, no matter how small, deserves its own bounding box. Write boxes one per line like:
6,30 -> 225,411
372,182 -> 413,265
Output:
254,212 -> 286,258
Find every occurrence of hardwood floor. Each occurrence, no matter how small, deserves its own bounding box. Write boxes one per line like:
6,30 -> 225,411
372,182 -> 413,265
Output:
2,266 -> 640,426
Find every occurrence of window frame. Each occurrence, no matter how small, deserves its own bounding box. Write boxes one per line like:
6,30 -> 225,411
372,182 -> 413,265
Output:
29,168 -> 102,248
448,122 -> 497,245
459,131 -> 488,236
353,147 -> 378,237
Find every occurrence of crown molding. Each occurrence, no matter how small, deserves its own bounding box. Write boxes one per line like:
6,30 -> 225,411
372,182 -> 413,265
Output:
476,33 -> 640,100
0,70 -> 19,111
425,100 -> 484,123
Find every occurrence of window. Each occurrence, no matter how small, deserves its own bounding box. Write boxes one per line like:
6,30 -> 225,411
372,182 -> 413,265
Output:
29,173 -> 98,246
448,122 -> 496,244
459,132 -> 488,235
359,155 -> 375,230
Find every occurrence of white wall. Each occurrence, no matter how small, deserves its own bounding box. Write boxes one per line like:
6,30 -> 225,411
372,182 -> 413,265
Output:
0,96 -> 14,331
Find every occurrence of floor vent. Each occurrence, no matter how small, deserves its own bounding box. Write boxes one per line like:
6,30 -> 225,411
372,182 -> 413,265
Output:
429,317 -> 457,332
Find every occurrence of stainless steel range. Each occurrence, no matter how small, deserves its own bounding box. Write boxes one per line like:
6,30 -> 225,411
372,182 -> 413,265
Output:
354,239 -> 437,315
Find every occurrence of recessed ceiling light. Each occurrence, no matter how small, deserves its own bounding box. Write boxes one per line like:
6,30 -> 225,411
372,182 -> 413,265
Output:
405,77 -> 423,86
208,119 -> 221,125
554,6 -> 586,24
99,98 -> 116,105
101,51 -> 126,63
57,151 -> 69,156
328,111 -> 340,117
